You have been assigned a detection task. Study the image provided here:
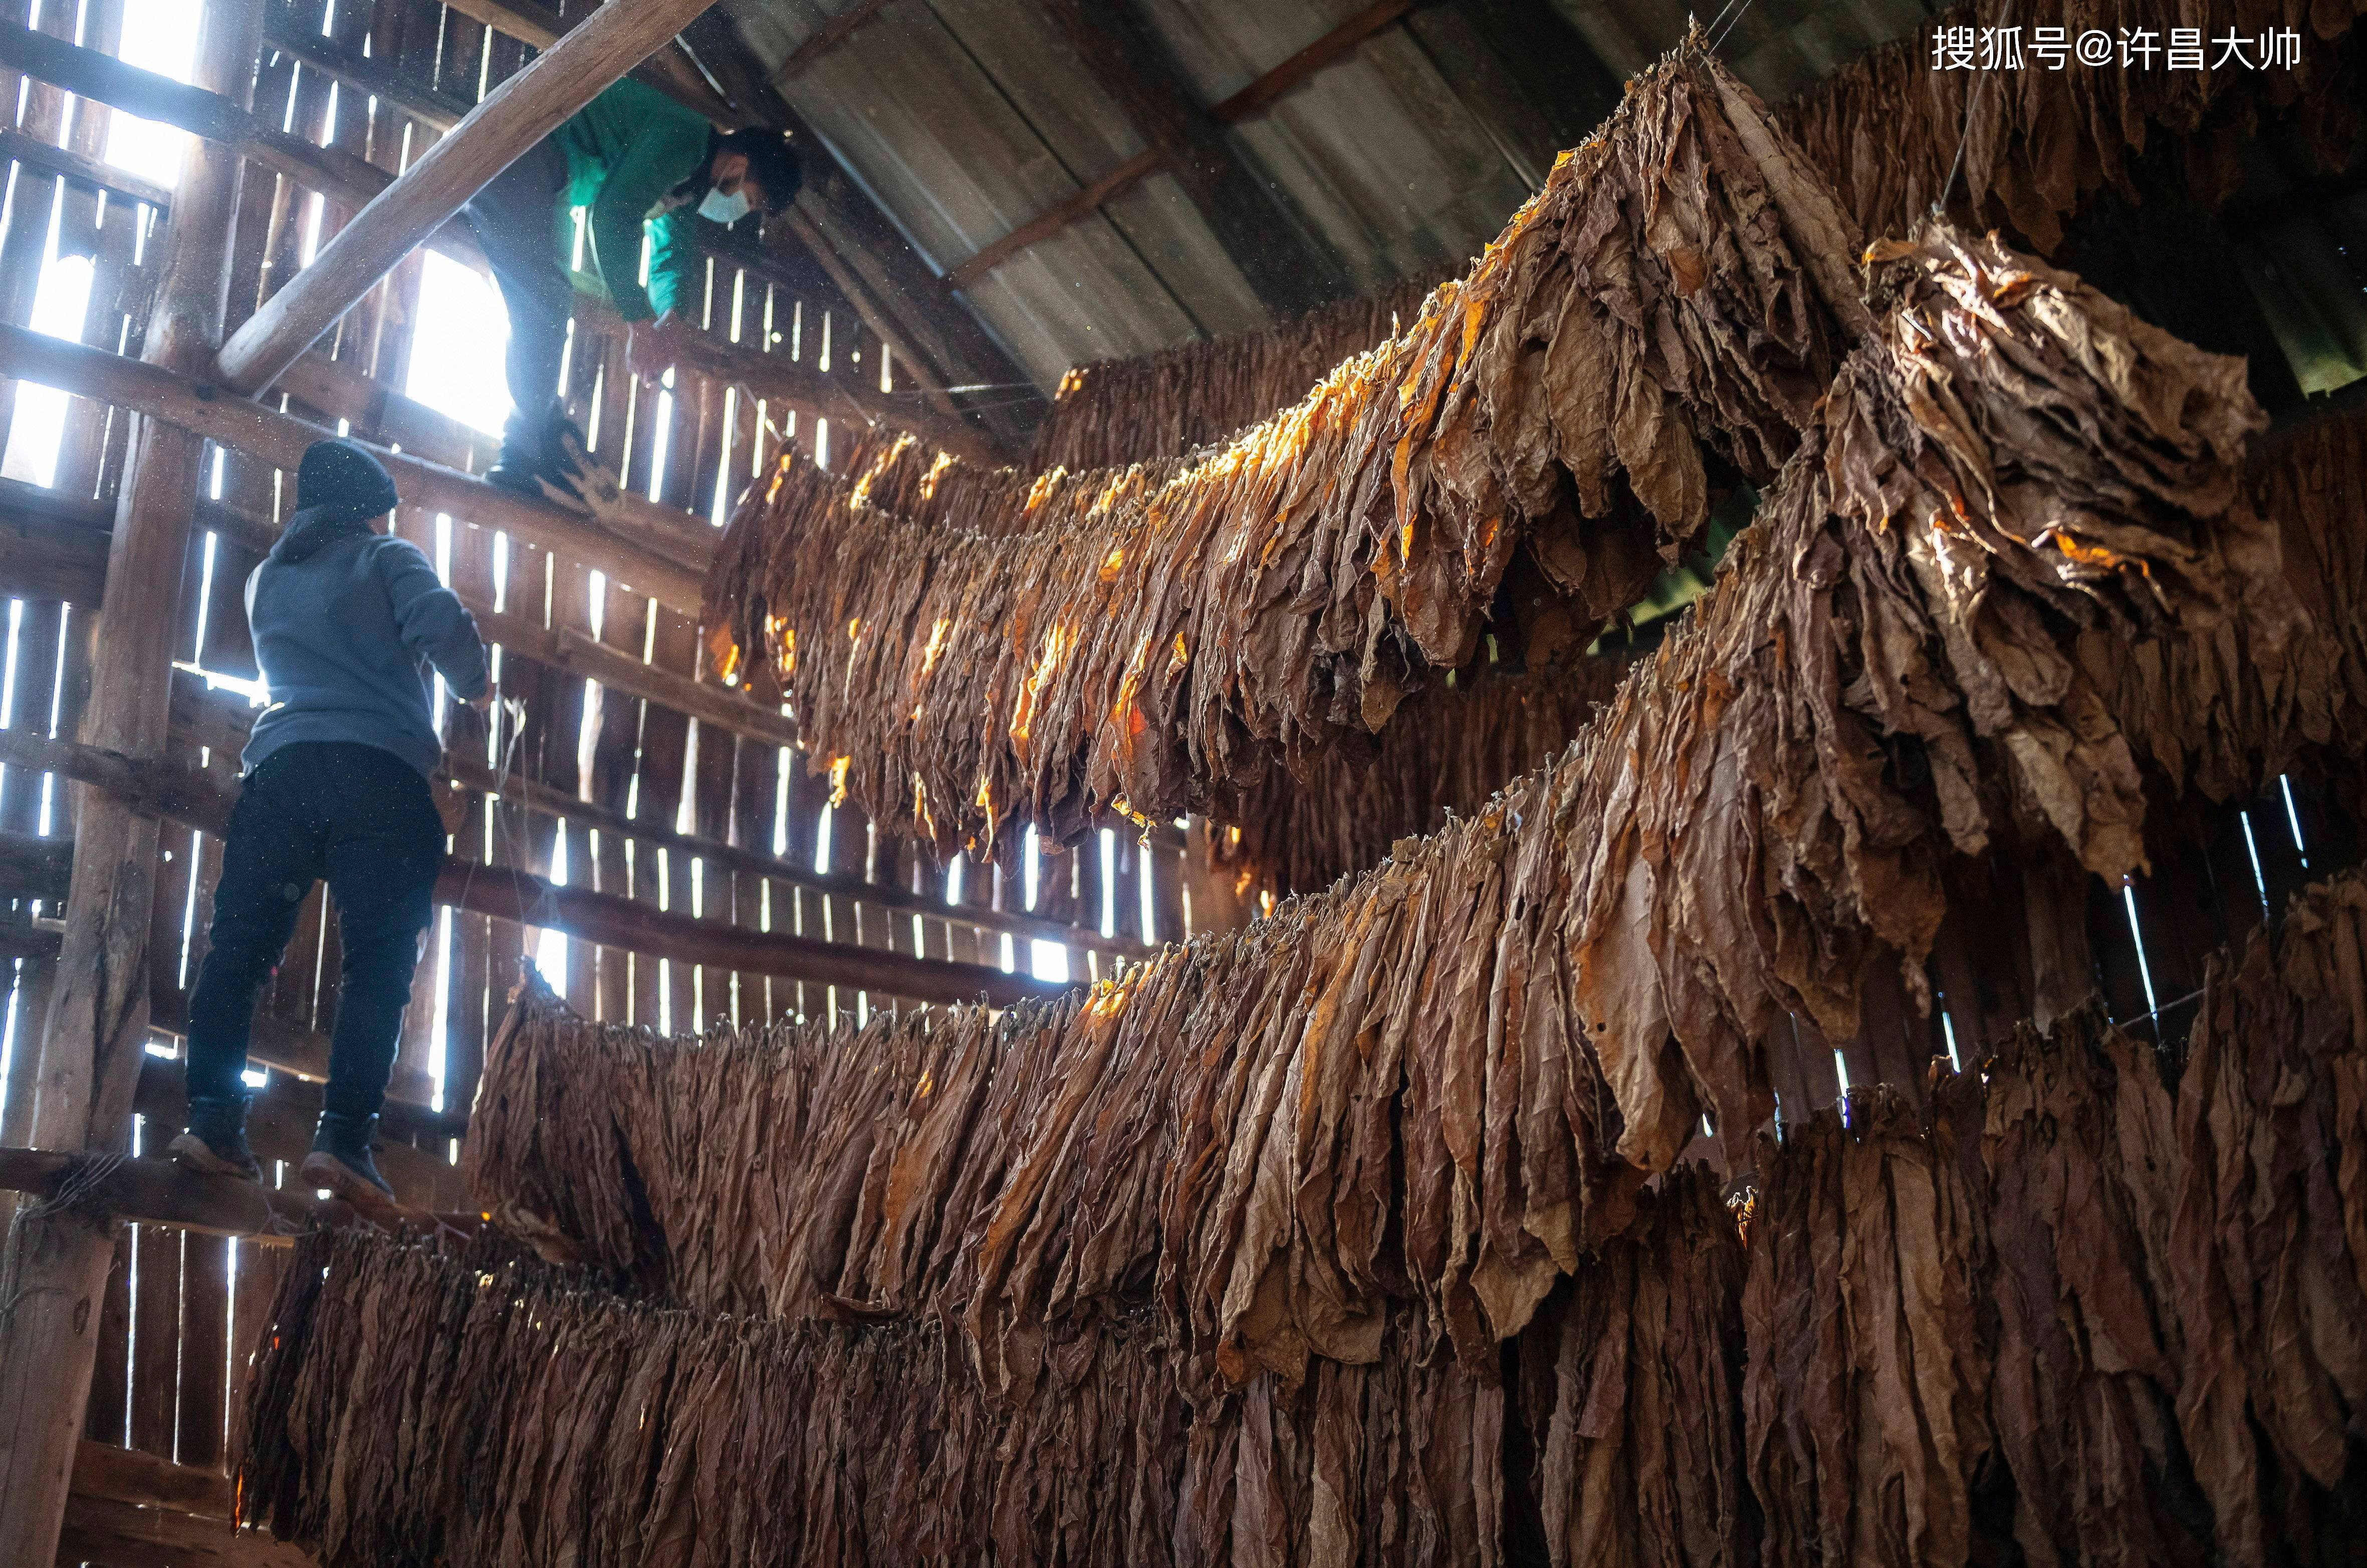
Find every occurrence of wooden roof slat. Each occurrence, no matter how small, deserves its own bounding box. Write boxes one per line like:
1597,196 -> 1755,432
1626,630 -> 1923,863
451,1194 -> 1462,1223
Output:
771,0 -> 899,83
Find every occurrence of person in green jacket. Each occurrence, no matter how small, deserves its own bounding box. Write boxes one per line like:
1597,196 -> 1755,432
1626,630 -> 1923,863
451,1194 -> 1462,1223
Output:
459,77 -> 800,505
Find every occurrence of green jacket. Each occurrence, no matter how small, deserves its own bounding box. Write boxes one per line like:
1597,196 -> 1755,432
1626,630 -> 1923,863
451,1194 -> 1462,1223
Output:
553,78 -> 711,323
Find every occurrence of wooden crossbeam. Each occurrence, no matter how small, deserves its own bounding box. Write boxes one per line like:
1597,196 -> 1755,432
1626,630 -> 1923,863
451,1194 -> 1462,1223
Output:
1209,0 -> 1414,123
0,321 -> 708,609
0,1147 -> 476,1243
946,149 -> 1162,291
943,1 -> 1412,292
1,1147 -> 359,1240
60,1489 -> 312,1568
0,728 -> 1072,1008
0,489 -> 1156,961
71,1440 -> 233,1521
0,124 -> 172,212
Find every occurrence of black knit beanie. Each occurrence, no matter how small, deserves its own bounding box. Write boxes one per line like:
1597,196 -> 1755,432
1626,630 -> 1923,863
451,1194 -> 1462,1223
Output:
295,437 -> 399,525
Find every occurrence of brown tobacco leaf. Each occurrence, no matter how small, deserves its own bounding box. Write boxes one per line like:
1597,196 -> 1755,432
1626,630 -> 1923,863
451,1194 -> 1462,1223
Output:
702,40 -> 1864,869
257,877 -> 2367,1565
489,224 -> 2298,1389
1028,271 -> 1455,474
1784,0 -> 2364,255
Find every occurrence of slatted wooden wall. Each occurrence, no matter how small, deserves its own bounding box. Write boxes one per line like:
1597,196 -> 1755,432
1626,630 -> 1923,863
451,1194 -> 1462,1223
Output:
0,0 -> 1196,1536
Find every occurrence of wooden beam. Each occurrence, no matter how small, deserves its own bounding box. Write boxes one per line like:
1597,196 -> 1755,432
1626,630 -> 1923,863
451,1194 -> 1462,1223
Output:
1210,0 -> 1414,123
0,124 -> 172,212
438,0 -> 564,50
0,1147 -> 471,1243
59,1490 -> 314,1568
0,16 -> 417,224
943,1 -> 1414,291
71,1440 -> 231,1520
0,727 -> 1072,1008
439,858 -> 1060,1007
0,473 -> 793,759
946,149 -> 1162,291
0,322 -> 708,609
660,322 -> 1006,465
1035,0 -> 1347,316
771,0 -> 897,82
213,0 -> 717,395
0,725 -> 234,833
269,349 -> 731,573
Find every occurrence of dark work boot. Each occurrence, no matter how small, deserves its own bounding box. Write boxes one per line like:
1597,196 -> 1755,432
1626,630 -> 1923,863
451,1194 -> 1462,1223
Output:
168,1096 -> 262,1183
485,401 -> 555,500
300,1111 -> 401,1215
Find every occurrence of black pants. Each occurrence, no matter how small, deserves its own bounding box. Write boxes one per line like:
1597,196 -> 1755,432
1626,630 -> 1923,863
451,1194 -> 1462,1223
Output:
458,133 -> 571,432
184,742 -> 446,1120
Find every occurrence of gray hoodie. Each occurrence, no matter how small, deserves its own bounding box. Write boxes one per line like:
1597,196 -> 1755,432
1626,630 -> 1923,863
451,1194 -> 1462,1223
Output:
242,507 -> 490,780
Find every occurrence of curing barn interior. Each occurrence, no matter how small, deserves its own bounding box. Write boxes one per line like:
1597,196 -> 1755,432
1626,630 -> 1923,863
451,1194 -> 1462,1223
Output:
0,0 -> 2362,1563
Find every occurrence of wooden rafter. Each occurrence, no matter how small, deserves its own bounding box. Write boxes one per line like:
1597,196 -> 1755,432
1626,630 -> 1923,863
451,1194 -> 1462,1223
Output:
771,0 -> 899,82
943,0 -> 1413,294
0,1146 -> 467,1243
945,148 -> 1161,291
1208,0 -> 1413,122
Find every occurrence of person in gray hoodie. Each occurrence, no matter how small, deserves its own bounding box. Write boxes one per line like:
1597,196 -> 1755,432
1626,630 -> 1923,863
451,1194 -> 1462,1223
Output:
169,439 -> 490,1211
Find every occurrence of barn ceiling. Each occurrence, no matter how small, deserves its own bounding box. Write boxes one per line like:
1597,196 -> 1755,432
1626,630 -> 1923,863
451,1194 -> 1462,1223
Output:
721,0 -> 1935,395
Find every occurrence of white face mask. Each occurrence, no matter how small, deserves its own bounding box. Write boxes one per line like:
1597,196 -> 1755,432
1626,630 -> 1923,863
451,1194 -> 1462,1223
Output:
698,186 -> 752,224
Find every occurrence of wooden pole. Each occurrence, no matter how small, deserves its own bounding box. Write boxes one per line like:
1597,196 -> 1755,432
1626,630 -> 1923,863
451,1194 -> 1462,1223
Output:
0,4 -> 263,1557
213,0 -> 716,396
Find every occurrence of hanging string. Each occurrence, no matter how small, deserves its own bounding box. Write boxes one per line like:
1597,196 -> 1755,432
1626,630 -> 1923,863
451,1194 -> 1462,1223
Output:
1710,0 -> 1762,55
1936,0 -> 2017,218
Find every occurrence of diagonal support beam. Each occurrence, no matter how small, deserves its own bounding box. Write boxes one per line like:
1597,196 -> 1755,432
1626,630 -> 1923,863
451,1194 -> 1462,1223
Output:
1031,0 -> 1351,315
944,0 -> 1413,294
213,0 -> 715,396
